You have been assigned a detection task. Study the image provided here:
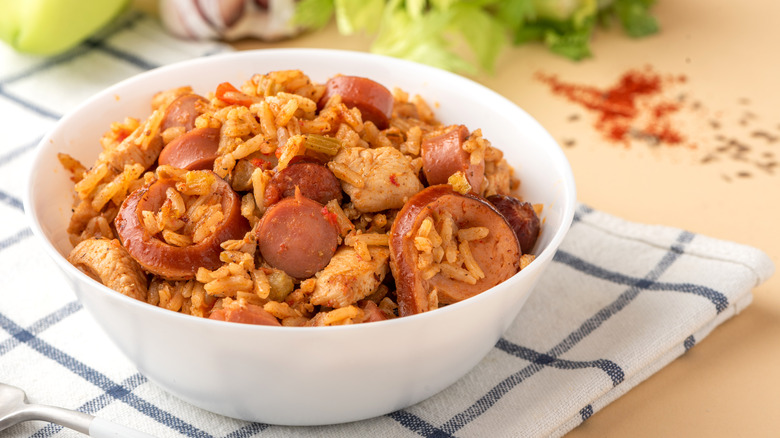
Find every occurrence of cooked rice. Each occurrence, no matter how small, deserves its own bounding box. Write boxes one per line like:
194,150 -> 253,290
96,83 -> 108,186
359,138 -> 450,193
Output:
412,212 -> 491,286
57,153 -> 87,183
447,171 -> 472,195
264,301 -> 301,320
62,69 -> 537,326
318,305 -> 361,326
427,288 -> 439,310
325,199 -> 355,237
462,128 -> 487,166
344,232 -> 389,247
520,254 -> 536,270
276,135 -> 307,170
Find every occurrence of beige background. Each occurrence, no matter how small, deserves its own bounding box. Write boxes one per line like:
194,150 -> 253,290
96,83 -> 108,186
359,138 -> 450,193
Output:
139,0 -> 780,435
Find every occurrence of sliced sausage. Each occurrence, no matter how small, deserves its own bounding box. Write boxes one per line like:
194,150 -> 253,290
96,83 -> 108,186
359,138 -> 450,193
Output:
319,75 -> 393,130
161,94 -> 209,132
158,127 -> 220,170
264,160 -> 343,206
114,172 -> 250,280
421,125 -> 485,194
487,194 -> 541,254
209,304 -> 281,326
389,185 -> 521,316
255,192 -> 339,279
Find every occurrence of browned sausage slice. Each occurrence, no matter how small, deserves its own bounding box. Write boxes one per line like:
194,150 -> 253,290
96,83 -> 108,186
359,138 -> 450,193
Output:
209,304 -> 281,326
487,194 -> 541,254
161,94 -> 209,132
255,192 -> 339,279
421,125 -> 485,194
319,76 -> 393,130
114,172 -> 250,280
264,160 -> 343,206
389,185 -> 520,316
158,127 -> 220,170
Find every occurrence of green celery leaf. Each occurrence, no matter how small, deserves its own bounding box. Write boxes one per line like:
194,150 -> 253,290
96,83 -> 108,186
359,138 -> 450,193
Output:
613,0 -> 658,37
544,27 -> 592,60
402,39 -> 477,74
450,3 -> 506,73
429,0 -> 458,10
371,5 -> 476,74
308,0 -> 660,72
571,0 -> 598,28
334,0 -> 386,35
292,0 -> 335,30
493,0 -> 536,38
512,24 -> 545,45
532,0 -> 582,21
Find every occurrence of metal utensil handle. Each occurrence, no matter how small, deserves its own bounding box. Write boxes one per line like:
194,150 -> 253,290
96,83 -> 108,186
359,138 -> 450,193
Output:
89,416 -> 158,438
20,403 -> 94,434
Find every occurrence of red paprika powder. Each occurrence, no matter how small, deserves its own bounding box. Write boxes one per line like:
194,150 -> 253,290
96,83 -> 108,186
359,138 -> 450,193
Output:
537,66 -> 686,146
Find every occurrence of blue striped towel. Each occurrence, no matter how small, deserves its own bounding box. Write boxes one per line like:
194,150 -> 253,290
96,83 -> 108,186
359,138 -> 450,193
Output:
0,12 -> 774,438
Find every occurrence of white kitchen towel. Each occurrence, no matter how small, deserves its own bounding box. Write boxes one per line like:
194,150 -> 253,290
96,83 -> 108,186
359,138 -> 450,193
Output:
0,11 -> 774,438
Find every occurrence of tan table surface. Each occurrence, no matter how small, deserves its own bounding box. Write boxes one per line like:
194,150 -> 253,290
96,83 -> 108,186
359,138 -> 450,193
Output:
141,0 -> 780,435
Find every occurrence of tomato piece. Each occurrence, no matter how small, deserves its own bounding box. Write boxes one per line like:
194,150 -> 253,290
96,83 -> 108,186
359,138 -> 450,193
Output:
215,82 -> 257,107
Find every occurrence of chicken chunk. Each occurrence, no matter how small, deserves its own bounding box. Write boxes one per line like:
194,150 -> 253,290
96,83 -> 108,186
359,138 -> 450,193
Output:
332,146 -> 423,213
310,246 -> 390,308
67,238 -> 148,301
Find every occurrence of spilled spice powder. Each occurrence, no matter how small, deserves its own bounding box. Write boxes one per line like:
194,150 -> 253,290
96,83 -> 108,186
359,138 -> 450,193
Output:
537,65 -> 778,181
536,66 -> 687,146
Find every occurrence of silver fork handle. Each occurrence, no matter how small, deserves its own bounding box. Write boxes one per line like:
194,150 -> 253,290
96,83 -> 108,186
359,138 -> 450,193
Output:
19,404 -> 157,437
15,403 -> 93,434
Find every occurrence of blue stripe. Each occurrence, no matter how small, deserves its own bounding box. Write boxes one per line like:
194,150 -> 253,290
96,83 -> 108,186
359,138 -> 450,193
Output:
30,423 -> 60,438
0,44 -> 93,85
29,373 -> 148,438
80,373 -> 148,414
24,301 -> 82,340
0,308 -> 215,437
495,339 -> 624,386
387,410 -> 456,438
0,227 -> 32,252
440,362 -> 546,434
0,301 -> 81,357
223,423 -> 271,438
87,39 -> 160,71
580,404 -> 593,421
0,12 -> 154,123
553,250 -> 729,313
436,231 -> 696,434
573,204 -> 594,223
548,233 -> 693,359
684,335 -> 696,351
0,85 -> 62,120
0,190 -> 24,211
0,136 -> 40,166
0,12 -> 146,86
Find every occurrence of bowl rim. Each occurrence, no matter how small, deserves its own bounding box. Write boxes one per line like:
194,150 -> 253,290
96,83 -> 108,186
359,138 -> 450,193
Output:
24,47 -> 577,333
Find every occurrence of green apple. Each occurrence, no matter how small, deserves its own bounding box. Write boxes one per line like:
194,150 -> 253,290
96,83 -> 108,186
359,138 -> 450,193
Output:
0,0 -> 129,56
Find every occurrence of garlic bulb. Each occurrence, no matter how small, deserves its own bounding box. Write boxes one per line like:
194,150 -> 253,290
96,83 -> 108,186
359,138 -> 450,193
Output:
160,0 -> 303,41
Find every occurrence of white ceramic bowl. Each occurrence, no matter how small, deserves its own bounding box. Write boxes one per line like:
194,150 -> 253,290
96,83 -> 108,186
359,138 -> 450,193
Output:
25,49 -> 576,426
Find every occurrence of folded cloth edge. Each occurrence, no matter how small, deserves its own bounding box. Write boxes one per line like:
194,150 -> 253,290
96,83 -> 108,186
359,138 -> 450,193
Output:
549,292 -> 753,438
576,204 -> 776,286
